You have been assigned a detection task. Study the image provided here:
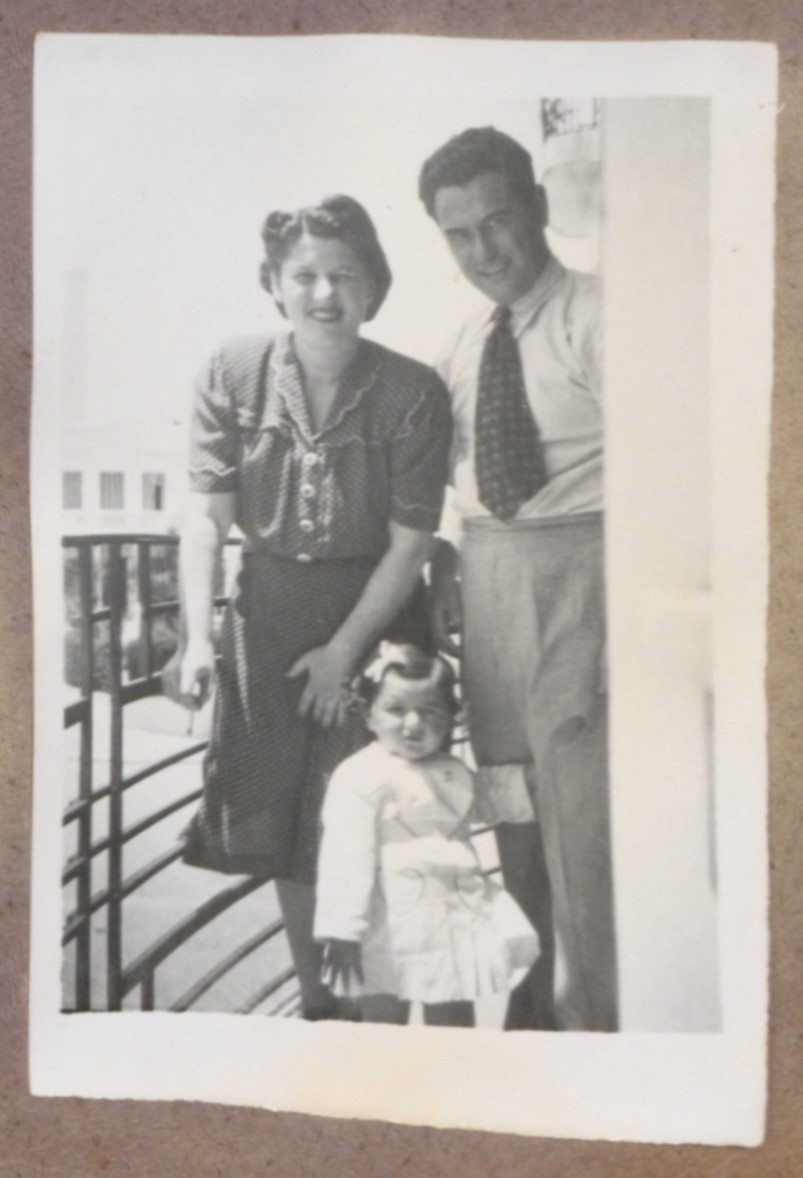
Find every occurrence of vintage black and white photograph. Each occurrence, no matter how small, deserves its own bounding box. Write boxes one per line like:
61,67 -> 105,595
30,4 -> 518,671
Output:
30,35 -> 774,1143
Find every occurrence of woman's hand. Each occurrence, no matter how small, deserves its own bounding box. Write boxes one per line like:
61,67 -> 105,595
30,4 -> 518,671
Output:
167,491 -> 234,712
287,523 -> 435,727
164,637 -> 216,711
429,538 -> 463,657
321,939 -> 364,995
286,641 -> 355,728
181,637 -> 216,709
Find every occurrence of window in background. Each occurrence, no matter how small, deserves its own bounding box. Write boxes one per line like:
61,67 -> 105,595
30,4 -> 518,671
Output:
142,472 -> 165,511
62,471 -> 82,510
100,471 -> 124,510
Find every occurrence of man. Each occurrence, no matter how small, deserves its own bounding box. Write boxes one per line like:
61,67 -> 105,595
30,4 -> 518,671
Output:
419,126 -> 616,1031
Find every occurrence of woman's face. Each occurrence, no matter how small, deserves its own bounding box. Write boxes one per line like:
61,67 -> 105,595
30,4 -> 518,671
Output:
272,232 -> 375,348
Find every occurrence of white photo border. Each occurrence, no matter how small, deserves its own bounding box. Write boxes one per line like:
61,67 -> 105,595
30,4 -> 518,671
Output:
30,35 -> 775,1144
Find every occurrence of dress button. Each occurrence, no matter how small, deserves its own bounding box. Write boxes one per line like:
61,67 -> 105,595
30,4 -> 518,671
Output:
301,483 -> 315,499
299,518 -> 314,533
303,452 -> 319,466
296,553 -> 312,563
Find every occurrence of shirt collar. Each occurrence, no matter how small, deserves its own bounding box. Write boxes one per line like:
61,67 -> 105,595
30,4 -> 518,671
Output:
480,254 -> 565,340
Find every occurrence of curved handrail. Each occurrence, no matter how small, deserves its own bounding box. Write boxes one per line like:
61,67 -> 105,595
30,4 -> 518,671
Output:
120,876 -> 267,995
61,788 -> 202,886
170,919 -> 286,1012
61,532 -> 290,1014
62,741 -> 208,825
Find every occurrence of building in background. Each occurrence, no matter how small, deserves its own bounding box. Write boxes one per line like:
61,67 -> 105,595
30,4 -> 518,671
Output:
61,417 -> 187,536
59,269 -> 188,536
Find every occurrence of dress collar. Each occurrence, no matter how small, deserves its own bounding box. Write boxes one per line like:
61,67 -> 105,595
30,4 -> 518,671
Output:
269,332 -> 382,443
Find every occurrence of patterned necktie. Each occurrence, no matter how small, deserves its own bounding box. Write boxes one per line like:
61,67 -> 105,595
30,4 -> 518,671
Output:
474,305 -> 548,520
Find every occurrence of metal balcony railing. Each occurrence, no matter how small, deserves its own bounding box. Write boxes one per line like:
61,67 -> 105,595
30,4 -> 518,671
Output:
61,532 -> 496,1017
61,533 -> 298,1015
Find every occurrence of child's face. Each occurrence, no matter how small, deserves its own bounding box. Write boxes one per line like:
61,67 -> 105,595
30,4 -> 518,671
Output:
366,672 -> 451,761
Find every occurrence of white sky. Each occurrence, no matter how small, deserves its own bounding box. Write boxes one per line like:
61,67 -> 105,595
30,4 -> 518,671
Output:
37,38 -> 562,432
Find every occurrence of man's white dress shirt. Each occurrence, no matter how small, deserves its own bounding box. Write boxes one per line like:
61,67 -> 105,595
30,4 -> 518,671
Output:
437,254 -> 603,521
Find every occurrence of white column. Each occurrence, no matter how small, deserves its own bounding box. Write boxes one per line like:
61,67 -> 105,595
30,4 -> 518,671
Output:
604,98 -> 720,1031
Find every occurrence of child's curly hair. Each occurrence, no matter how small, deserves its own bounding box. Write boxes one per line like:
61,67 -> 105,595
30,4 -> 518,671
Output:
352,642 -> 460,720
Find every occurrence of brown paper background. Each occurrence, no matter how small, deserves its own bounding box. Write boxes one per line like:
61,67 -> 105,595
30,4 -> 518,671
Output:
2,4 -> 800,1174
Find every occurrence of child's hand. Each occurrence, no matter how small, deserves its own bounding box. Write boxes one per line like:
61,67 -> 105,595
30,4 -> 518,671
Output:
321,939 -> 364,995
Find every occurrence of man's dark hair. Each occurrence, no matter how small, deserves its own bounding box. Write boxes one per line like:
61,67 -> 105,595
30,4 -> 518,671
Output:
418,126 -> 539,218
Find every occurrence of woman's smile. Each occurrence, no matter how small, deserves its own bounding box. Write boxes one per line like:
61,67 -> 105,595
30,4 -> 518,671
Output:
273,232 -> 376,347
309,305 -> 343,321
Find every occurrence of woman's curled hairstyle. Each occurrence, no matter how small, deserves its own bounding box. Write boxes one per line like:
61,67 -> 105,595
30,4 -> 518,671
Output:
260,194 -> 392,321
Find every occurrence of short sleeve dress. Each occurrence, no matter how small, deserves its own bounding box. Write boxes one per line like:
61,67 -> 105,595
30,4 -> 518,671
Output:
181,332 -> 452,883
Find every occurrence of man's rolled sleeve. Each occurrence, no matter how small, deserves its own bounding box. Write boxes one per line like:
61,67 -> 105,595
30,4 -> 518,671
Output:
389,375 -> 453,532
188,349 -> 239,493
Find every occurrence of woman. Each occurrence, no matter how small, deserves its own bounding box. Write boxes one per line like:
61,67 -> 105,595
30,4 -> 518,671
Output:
173,195 -> 452,1018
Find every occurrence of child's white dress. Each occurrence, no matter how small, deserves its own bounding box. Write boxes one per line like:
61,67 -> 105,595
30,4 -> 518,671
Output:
314,741 -> 539,1004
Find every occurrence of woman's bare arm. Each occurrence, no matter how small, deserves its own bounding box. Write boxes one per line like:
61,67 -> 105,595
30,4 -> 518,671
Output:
176,490 -> 236,710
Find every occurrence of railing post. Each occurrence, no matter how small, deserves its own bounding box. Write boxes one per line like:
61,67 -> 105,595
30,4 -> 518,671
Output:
63,532 -> 300,1016
106,540 -> 126,1010
75,542 -> 94,1010
141,971 -> 155,1012
137,541 -> 152,680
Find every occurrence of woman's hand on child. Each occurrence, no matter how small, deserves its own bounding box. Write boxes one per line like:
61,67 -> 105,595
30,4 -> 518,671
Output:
287,642 -> 354,728
321,939 -> 364,994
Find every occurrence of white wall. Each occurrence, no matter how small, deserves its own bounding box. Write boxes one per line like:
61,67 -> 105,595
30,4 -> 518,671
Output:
604,98 -> 720,1031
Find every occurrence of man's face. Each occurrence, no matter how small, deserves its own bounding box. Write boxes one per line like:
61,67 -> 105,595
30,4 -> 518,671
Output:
433,171 -> 548,305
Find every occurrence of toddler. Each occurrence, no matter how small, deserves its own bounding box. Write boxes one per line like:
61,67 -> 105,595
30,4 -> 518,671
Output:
314,642 -> 539,1027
